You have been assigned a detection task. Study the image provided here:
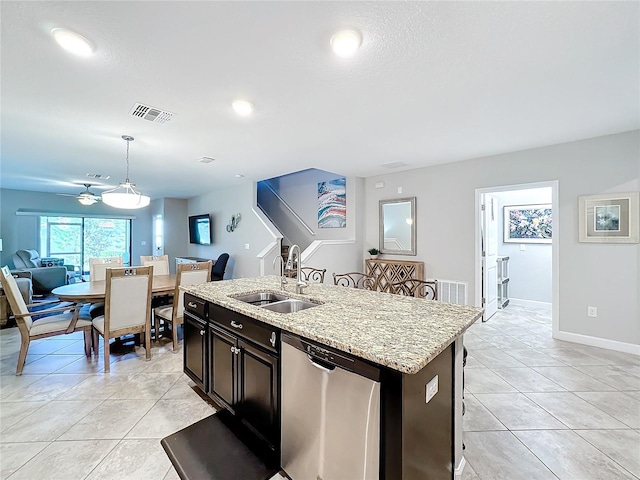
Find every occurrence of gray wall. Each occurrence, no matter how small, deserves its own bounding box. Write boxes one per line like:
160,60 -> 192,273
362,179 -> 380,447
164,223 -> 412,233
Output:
493,188 -> 552,303
0,188 -> 153,269
365,131 -> 639,347
150,197 -> 189,274
188,182 -> 275,279
267,169 -> 356,241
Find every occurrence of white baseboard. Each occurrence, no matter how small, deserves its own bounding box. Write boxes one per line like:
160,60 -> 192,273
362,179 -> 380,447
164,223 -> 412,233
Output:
454,456 -> 467,479
554,330 -> 640,356
509,298 -> 552,309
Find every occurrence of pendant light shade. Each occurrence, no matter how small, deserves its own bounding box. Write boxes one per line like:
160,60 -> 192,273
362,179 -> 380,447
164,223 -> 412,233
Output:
102,135 -> 150,209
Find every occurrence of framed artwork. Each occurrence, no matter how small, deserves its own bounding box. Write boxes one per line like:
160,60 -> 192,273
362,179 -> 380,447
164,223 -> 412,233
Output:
317,177 -> 346,228
578,192 -> 639,243
503,204 -> 552,243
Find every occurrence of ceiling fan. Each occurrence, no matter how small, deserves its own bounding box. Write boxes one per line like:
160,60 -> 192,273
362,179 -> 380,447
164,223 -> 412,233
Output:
58,183 -> 102,205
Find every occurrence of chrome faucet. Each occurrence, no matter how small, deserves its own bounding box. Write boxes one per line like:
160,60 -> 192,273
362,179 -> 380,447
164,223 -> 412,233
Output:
286,244 -> 307,294
273,255 -> 287,291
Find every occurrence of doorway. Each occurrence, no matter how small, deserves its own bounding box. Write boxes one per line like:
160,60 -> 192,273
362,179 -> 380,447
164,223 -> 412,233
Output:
475,181 -> 558,334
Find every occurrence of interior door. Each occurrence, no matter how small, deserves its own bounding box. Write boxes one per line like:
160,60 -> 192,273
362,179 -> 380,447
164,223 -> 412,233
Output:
482,194 -> 498,321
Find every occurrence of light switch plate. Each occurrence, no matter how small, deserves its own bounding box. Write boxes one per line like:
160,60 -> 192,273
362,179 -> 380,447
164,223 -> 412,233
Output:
244,243 -> 250,250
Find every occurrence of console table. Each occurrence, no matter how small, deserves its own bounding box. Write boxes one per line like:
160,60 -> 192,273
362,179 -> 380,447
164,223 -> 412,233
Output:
365,258 -> 424,293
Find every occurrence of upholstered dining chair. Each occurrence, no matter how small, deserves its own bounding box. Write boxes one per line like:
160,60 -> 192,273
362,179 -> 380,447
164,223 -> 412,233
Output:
391,279 -> 438,300
87,257 -> 124,319
140,255 -> 170,275
92,266 -> 153,372
300,267 -> 326,284
0,266 -> 91,375
153,261 -> 212,352
89,257 -> 123,282
332,272 -> 375,290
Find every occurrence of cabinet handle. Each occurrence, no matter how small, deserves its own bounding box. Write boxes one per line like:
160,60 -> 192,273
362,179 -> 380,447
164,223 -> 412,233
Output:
230,320 -> 243,330
230,346 -> 240,355
188,302 -> 198,308
270,332 -> 276,347
200,330 -> 205,336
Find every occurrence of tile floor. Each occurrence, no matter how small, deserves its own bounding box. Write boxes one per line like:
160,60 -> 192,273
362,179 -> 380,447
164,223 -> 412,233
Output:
461,303 -> 640,480
0,304 -> 638,479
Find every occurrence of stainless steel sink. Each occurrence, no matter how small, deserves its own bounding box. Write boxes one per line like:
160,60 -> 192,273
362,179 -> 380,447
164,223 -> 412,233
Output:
261,299 -> 320,313
231,291 -> 290,306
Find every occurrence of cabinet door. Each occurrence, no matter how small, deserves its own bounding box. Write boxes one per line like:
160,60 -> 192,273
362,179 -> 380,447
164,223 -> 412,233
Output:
237,339 -> 279,448
209,324 -> 237,409
183,312 -> 207,391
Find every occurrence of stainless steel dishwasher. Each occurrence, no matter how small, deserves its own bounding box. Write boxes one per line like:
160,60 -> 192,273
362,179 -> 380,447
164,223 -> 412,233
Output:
281,333 -> 381,480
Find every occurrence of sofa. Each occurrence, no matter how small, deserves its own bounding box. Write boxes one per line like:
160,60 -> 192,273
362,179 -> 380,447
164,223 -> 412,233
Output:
12,249 -> 74,294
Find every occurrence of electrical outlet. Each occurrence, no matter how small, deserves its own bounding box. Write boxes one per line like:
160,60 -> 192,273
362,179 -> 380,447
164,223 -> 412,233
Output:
425,375 -> 439,404
141,241 -> 146,246
587,306 -> 597,317
520,244 -> 526,251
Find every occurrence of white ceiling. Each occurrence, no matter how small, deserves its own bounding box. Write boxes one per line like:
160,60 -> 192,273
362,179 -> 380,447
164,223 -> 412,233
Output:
1,1 -> 638,200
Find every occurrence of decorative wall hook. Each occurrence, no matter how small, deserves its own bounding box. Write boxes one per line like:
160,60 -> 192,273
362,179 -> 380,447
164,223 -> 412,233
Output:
226,213 -> 241,232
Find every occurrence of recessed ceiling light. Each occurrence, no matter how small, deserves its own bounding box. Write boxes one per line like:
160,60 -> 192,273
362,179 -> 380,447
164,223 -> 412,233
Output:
51,28 -> 95,57
330,29 -> 362,57
234,174 -> 245,178
198,156 -> 215,164
232,100 -> 254,116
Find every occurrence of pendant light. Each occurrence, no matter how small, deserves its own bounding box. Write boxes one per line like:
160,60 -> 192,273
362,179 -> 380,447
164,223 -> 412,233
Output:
101,135 -> 150,209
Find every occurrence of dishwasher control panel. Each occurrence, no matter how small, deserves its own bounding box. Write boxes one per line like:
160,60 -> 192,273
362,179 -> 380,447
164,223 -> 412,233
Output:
305,342 -> 354,368
283,333 -> 381,381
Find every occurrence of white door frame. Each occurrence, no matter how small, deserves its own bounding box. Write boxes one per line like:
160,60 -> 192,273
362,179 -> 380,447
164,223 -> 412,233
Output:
474,180 -> 559,337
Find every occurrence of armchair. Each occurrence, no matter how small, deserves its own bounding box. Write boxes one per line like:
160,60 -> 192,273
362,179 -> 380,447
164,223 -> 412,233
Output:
12,249 -> 74,294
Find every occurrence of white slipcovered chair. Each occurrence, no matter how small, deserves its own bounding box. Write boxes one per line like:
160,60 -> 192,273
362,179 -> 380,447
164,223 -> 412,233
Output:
0,266 -> 91,375
153,261 -> 211,351
92,266 -> 153,372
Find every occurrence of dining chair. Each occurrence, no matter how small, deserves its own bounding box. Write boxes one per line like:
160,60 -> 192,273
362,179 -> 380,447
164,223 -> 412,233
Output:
87,257 -> 124,320
154,261 -> 212,351
391,278 -> 438,300
92,266 -> 153,372
300,267 -> 326,284
89,257 -> 123,282
332,272 -> 375,290
140,254 -> 170,275
0,266 -> 91,375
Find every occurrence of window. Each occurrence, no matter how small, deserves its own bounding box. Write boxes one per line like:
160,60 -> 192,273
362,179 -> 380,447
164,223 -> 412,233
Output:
39,216 -> 131,273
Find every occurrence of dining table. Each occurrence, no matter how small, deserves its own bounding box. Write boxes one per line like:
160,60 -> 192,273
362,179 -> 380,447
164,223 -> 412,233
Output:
52,274 -> 177,302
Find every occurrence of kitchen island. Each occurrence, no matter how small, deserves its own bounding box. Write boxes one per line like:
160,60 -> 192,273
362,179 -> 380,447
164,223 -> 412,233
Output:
176,276 -> 482,480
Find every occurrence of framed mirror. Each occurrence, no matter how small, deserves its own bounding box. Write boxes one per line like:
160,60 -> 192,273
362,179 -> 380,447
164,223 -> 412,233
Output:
379,197 -> 416,255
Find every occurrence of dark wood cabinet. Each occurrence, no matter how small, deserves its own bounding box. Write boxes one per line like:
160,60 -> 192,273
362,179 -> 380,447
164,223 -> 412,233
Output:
209,324 -> 237,408
207,304 -> 280,458
237,338 -> 279,447
183,310 -> 207,391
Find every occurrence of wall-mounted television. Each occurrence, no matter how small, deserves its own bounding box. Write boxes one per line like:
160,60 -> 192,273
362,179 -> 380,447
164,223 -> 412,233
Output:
189,214 -> 212,245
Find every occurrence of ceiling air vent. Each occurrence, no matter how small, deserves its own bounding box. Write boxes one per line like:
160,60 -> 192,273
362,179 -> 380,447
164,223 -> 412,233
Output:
129,103 -> 174,124
86,173 -> 110,179
381,161 -> 409,169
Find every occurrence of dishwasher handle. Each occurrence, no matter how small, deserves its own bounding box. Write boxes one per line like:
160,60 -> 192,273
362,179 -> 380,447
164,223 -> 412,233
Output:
308,355 -> 336,373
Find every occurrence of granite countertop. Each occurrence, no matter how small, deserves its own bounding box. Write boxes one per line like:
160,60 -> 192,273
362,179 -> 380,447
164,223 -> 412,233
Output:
182,276 -> 483,374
